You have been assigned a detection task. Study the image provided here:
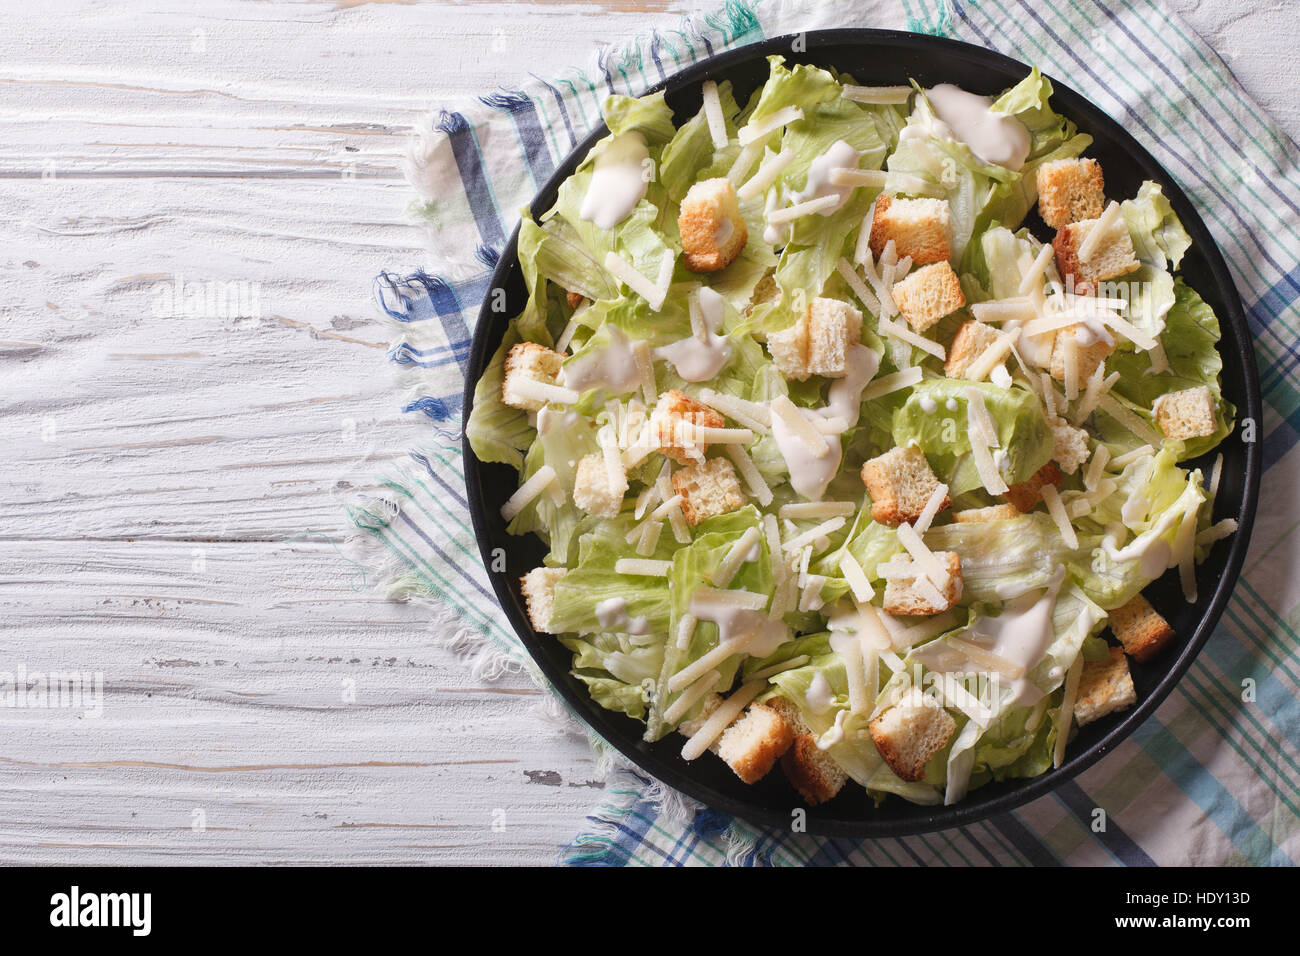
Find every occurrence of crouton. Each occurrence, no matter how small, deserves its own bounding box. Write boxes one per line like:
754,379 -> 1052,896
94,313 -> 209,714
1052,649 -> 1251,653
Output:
1003,462 -> 1064,513
520,566 -> 566,633
766,296 -> 862,381
572,453 -> 627,518
868,194 -> 952,265
716,702 -> 795,784
869,687 -> 957,782
882,552 -> 963,616
766,697 -> 847,805
1049,325 -> 1115,386
671,456 -> 746,526
501,342 -> 564,411
951,503 -> 1021,523
1073,646 -> 1137,726
1109,593 -> 1176,664
1036,158 -> 1106,229
1153,385 -> 1217,440
1048,414 -> 1090,475
945,320 -> 1002,379
892,261 -> 966,332
679,177 -> 748,273
1053,216 -> 1140,290
647,389 -> 725,465
861,445 -> 949,526
565,290 -> 586,310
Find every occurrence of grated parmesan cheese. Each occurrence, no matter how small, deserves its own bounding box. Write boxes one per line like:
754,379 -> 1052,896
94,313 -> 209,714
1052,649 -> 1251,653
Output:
500,465 -> 557,521
700,80 -> 729,150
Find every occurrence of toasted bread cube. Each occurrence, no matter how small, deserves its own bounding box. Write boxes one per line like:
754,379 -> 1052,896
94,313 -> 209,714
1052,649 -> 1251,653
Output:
869,687 -> 957,782
1053,216 -> 1140,290
565,290 -> 586,310
649,389 -> 725,465
861,445 -> 949,526
671,456 -> 746,526
952,503 -> 1021,523
1110,593 -> 1175,664
1003,462 -> 1064,513
766,697 -> 847,805
572,453 -> 627,518
1074,646 -> 1137,726
1153,385 -> 1217,440
679,177 -> 748,273
806,297 -> 862,377
892,261 -> 966,332
765,311 -> 810,381
520,566 -> 566,633
1048,414 -> 1090,475
716,702 -> 795,784
882,552 -> 963,616
501,342 -> 564,411
1049,325 -> 1115,385
1036,158 -> 1106,229
868,194 -> 952,265
945,320 -> 1002,379
767,297 -> 862,381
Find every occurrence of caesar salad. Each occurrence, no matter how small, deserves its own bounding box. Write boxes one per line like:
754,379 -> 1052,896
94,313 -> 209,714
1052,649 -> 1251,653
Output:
468,56 -> 1238,807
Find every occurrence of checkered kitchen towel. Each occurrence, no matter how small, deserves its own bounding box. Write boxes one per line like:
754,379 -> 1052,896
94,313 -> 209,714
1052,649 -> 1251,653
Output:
352,0 -> 1300,865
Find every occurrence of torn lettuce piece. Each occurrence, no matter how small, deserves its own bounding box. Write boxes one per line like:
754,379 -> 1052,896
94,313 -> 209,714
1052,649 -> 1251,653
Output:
925,512 -> 1082,604
561,631 -> 666,720
550,517 -> 675,636
892,378 -> 1054,496
465,321 -> 535,470
1121,180 -> 1192,271
1068,449 -> 1207,609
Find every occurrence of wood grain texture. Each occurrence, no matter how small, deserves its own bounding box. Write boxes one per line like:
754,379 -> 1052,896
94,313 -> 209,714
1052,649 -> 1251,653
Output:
0,0 -> 1294,866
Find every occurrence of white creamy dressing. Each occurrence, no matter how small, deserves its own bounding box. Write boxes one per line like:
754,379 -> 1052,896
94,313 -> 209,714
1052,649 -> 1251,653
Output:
918,569 -> 1066,707
919,395 -> 938,414
816,709 -> 850,750
688,591 -> 789,658
771,409 -> 843,502
794,139 -> 861,215
562,326 -> 642,395
653,287 -> 732,382
924,84 -> 1032,170
579,132 -> 649,230
771,345 -> 879,501
595,597 -> 651,635
806,671 -> 835,714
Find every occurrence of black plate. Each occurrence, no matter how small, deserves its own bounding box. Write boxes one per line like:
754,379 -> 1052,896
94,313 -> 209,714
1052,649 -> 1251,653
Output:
461,29 -> 1262,837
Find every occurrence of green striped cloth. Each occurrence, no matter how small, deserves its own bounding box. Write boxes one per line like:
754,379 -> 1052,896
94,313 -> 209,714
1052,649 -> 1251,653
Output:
357,0 -> 1300,865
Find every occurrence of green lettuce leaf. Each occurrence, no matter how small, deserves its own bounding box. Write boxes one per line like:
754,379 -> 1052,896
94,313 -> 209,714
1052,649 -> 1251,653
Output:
465,322 -> 534,469
1121,180 -> 1192,271
892,378 -> 1054,495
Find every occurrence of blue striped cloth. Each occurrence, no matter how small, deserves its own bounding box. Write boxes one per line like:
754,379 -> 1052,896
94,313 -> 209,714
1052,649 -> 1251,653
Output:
355,0 -> 1300,866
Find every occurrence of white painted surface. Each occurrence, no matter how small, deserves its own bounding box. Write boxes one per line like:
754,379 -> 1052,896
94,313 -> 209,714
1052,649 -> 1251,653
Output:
0,0 -> 1293,866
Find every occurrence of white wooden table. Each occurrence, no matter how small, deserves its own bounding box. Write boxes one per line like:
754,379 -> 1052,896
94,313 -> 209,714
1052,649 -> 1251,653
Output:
1,0 -> 1294,866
